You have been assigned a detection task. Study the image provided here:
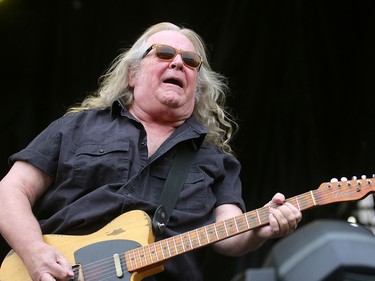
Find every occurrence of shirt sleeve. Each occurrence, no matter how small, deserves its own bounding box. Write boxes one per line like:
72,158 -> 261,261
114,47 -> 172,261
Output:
9,118 -> 63,178
213,153 -> 246,212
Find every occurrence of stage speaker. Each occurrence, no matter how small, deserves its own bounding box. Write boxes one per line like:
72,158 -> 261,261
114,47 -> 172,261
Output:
231,268 -> 277,281
263,219 -> 375,281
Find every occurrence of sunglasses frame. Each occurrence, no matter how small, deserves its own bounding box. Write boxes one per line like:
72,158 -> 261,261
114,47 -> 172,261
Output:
142,44 -> 203,70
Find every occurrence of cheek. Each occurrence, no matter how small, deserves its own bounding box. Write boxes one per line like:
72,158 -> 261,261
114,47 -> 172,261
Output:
187,76 -> 199,98
183,82 -> 198,110
131,61 -> 157,85
132,73 -> 161,103
138,66 -> 162,88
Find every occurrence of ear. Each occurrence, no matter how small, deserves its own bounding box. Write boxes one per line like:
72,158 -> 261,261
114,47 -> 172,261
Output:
128,66 -> 136,87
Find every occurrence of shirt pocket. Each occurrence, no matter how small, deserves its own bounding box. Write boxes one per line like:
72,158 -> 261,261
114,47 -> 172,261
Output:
73,140 -> 130,189
150,165 -> 209,210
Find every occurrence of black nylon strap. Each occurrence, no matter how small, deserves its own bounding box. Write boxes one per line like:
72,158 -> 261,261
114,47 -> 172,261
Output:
152,141 -> 195,235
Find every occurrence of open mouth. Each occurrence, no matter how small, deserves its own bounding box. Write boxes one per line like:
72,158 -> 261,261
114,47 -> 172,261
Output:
163,78 -> 183,88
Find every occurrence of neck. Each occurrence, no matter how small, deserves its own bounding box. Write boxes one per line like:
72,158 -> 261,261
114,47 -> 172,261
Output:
129,109 -> 179,156
144,124 -> 176,157
129,104 -> 189,128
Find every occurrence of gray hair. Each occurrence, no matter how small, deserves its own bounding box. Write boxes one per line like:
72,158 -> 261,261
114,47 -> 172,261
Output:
67,22 -> 237,154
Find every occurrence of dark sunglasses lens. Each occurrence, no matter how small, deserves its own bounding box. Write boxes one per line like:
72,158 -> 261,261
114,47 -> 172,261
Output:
156,45 -> 176,60
155,45 -> 201,69
182,52 -> 201,68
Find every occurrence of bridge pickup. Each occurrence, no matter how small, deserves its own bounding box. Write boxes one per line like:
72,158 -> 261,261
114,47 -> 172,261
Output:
113,253 -> 124,278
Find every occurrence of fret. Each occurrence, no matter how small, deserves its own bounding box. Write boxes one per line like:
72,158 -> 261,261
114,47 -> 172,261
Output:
228,218 -> 238,236
170,236 -> 178,255
246,211 -> 260,228
244,212 -> 250,229
295,196 -> 301,210
223,221 -> 229,237
239,216 -> 247,232
139,246 -> 146,266
226,217 -> 238,236
191,232 -> 198,248
211,224 -> 219,241
204,225 -> 212,242
127,249 -> 136,271
191,231 -> 200,248
290,192 -> 305,210
134,248 -> 142,268
147,245 -> 154,263
212,225 -> 220,240
255,209 -> 262,225
288,191 -> 317,210
176,235 -> 185,253
259,207 -> 270,224
161,239 -> 170,259
233,217 -> 239,233
165,239 -> 172,257
216,221 -> 227,240
310,190 -> 317,206
199,226 -> 210,245
170,237 -> 178,257
153,243 -> 159,261
145,245 -> 151,265
195,229 -> 202,247
183,233 -> 189,251
184,232 -> 194,250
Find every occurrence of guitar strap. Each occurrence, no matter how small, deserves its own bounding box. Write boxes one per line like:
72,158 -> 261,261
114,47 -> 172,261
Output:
152,140 -> 196,235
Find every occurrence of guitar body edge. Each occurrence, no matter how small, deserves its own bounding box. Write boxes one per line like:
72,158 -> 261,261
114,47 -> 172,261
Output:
0,210 -> 163,281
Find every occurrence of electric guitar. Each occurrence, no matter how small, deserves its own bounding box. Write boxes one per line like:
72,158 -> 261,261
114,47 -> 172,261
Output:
1,176 -> 374,281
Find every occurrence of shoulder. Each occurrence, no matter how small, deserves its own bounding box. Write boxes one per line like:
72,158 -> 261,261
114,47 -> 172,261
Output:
54,108 -> 113,130
196,141 -> 241,170
62,108 -> 110,122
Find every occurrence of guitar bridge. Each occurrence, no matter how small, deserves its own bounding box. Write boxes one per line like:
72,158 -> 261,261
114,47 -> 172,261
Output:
71,264 -> 84,281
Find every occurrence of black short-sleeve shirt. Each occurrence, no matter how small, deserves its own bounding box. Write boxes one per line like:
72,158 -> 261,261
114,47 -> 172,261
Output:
9,100 -> 245,281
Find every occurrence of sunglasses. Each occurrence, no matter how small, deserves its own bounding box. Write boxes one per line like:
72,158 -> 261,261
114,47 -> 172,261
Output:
142,44 -> 203,70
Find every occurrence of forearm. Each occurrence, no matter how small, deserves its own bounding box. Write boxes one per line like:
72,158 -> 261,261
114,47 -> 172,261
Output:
0,183 -> 45,258
212,204 -> 266,256
0,169 -> 74,280
213,229 -> 266,256
0,161 -> 52,260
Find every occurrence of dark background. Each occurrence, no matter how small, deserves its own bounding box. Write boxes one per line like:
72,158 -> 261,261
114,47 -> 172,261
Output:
1,0 -> 375,280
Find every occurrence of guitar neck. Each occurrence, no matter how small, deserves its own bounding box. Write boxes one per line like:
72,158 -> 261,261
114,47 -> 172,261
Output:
125,190 -> 317,272
125,176 -> 375,272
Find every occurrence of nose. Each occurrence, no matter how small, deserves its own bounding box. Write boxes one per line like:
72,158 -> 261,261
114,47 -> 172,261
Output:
169,54 -> 184,70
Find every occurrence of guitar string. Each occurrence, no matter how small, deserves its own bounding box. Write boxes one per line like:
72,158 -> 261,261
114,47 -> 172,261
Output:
72,179 -> 374,276
254,179 -> 373,222
73,253 -> 128,280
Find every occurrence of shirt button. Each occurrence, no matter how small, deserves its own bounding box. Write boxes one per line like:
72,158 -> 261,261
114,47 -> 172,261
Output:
99,148 -> 104,153
140,140 -> 146,146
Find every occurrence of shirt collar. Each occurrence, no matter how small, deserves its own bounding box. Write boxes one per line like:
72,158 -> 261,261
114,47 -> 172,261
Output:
110,99 -> 208,146
110,99 -> 126,119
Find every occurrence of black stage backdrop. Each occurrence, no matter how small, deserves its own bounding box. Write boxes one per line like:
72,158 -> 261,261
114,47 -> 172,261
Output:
1,0 -> 375,280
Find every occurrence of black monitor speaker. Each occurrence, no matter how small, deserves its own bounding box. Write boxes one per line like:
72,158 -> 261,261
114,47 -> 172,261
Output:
263,219 -> 375,281
231,268 -> 277,281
